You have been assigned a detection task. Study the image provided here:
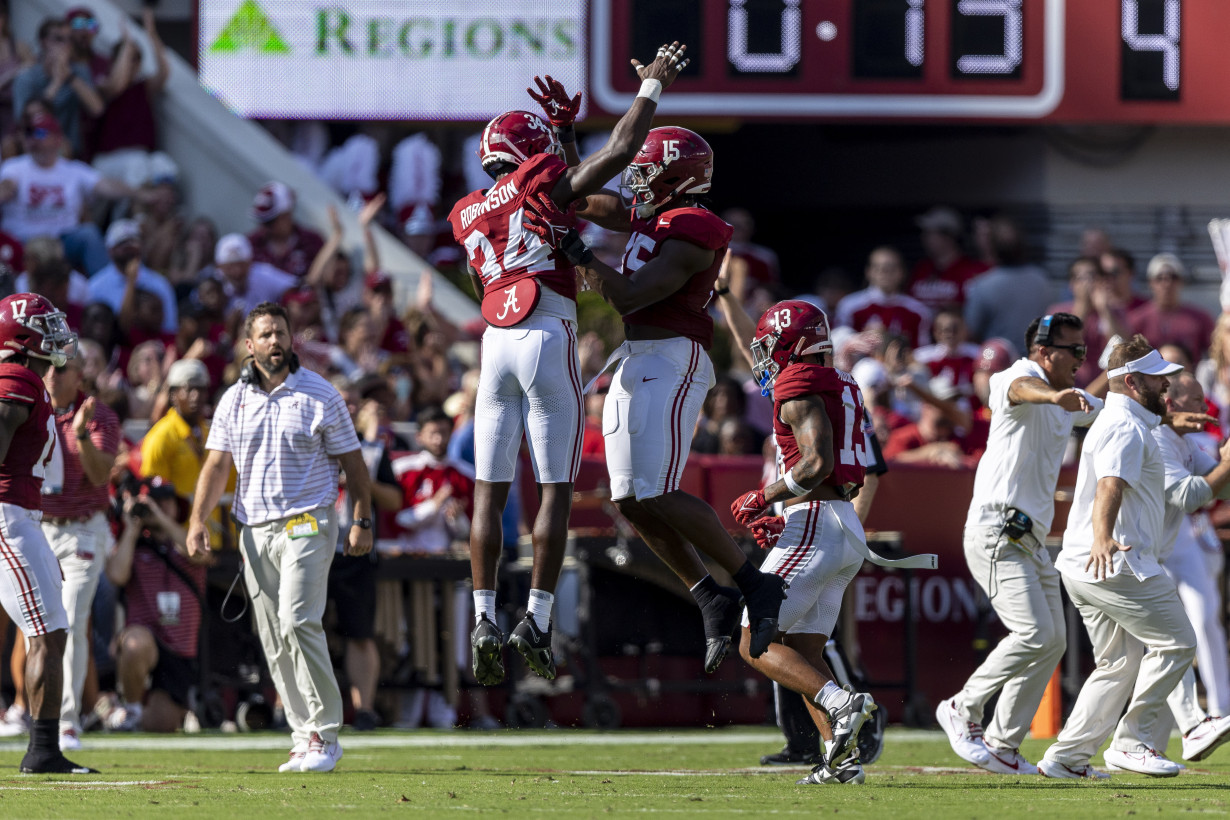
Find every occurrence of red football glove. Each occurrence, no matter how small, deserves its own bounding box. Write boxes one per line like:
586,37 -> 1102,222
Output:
527,75 -> 582,129
750,516 -> 785,551
524,193 -> 592,265
731,489 -> 769,527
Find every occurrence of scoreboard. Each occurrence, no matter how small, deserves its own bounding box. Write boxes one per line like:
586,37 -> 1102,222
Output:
591,0 -> 1225,121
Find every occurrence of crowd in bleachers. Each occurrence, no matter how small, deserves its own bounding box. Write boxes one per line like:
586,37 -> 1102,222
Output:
0,6 -> 1227,735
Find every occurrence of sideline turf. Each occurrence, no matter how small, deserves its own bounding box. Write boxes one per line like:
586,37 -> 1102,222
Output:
1,728 -> 1227,818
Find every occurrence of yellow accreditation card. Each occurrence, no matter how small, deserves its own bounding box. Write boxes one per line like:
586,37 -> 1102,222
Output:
286,513 -> 320,540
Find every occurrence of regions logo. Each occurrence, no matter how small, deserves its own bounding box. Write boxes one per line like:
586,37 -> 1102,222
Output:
209,0 -> 290,55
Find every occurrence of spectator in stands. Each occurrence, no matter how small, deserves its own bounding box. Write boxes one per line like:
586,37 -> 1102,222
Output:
1080,227 -> 1112,260
104,477 -> 207,732
77,338 -> 105,393
722,207 -> 780,289
390,406 -> 476,728
1047,257 -> 1130,388
26,256 -> 77,328
170,300 -> 226,389
909,206 -> 989,312
836,246 -> 931,348
406,317 -> 455,410
213,233 -> 296,316
65,8 -> 107,94
0,1 -> 33,154
1195,312 -> 1230,431
41,349 -> 120,751
883,401 -> 972,468
167,216 -> 216,290
1100,247 -> 1149,313
963,215 -> 1052,344
16,235 -> 88,307
78,301 -> 118,366
0,111 -> 142,274
1128,253 -> 1216,362
328,307 -> 386,382
248,181 -> 324,279
971,337 -> 1017,407
86,219 -> 177,333
12,18 -> 102,157
582,373 -> 610,457
141,358 -> 234,548
124,338 -> 167,420
328,396 -> 402,731
389,132 -> 441,259
305,202 -> 373,340
90,8 -> 174,193
693,376 -> 751,454
913,308 -> 982,403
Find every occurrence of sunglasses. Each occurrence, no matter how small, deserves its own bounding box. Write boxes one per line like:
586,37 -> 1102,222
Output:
1048,343 -> 1087,358
26,127 -> 54,139
69,17 -> 98,31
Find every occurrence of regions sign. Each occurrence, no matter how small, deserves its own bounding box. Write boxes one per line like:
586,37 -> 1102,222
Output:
198,0 -> 586,120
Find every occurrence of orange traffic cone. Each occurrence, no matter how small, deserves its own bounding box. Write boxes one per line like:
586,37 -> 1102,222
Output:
1030,666 -> 1062,739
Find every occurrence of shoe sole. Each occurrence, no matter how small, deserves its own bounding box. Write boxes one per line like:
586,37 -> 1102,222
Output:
934,701 -> 991,766
509,634 -> 556,680
1185,730 -> 1230,762
703,593 -> 743,673
472,633 -> 506,686
1038,762 -> 1106,780
828,697 -> 876,768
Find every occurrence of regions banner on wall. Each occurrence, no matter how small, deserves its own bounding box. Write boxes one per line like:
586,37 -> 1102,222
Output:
198,0 -> 586,120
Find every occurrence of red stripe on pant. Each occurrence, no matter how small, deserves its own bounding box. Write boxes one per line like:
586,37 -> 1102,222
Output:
0,527 -> 46,635
562,320 -> 584,482
776,503 -> 819,579
665,342 -> 700,493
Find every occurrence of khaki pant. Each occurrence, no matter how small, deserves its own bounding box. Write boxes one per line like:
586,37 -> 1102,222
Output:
1044,570 -> 1196,768
958,526 -> 1066,750
42,512 -> 111,733
241,506 -> 342,746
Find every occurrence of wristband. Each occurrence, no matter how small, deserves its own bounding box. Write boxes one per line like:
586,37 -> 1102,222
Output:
783,469 -> 807,497
637,78 -> 663,103
554,124 -> 576,144
714,286 -> 731,297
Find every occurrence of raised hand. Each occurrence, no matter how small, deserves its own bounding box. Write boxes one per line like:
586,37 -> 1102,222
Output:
527,75 -> 581,128
731,488 -> 769,527
358,192 -> 386,228
632,41 -> 690,90
1051,388 -> 1092,413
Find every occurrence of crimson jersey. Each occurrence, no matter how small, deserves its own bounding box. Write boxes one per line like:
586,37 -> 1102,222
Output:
773,363 -> 867,490
620,207 -> 733,349
448,153 -> 577,302
392,451 -> 476,542
0,363 -> 56,510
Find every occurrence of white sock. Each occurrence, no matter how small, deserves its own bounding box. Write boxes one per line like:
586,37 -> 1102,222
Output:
473,589 -> 497,625
816,681 -> 850,712
527,589 -> 554,632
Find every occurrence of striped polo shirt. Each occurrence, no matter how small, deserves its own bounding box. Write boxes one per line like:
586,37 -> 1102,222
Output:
205,368 -> 359,526
42,392 -> 121,520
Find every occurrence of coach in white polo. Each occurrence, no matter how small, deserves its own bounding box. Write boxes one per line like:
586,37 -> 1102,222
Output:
938,313 -> 1101,776
1040,336 -> 1194,779
187,302 -> 373,774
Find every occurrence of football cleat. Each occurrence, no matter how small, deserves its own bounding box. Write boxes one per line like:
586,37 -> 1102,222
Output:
826,691 -> 877,768
509,616 -> 556,680
20,753 -> 98,774
700,586 -> 742,674
797,757 -> 865,785
471,615 -> 507,686
761,746 -> 821,766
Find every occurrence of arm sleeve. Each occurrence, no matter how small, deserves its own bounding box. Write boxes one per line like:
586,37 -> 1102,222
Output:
376,448 -> 396,485
90,408 -> 121,456
1071,390 -> 1104,427
204,389 -> 234,453
1165,474 -> 1215,514
1092,429 -> 1144,487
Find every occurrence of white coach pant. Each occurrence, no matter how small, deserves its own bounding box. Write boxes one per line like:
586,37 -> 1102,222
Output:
42,512 -> 110,734
1164,514 -> 1230,716
241,506 -> 342,746
957,526 -> 1066,751
1043,570 -> 1196,768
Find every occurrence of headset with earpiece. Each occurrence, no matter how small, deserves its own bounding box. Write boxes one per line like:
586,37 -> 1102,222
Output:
238,352 -> 300,386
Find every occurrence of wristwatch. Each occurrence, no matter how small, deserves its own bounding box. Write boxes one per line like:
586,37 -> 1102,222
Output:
353,518 -> 372,530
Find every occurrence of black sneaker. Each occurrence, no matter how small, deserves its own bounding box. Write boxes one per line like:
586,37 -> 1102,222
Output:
761,746 -> 821,766
471,615 -> 506,686
351,709 -> 379,732
700,586 -> 742,674
509,616 -> 556,680
744,572 -> 788,658
797,758 -> 865,785
826,691 -> 877,768
20,753 -> 98,774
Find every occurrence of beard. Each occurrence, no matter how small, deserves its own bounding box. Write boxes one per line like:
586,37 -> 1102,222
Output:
1138,383 -> 1167,416
256,348 -> 289,375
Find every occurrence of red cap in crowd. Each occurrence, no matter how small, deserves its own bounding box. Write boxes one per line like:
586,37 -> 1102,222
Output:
364,271 -> 393,292
27,112 -> 62,137
282,286 -> 319,306
252,181 -> 295,223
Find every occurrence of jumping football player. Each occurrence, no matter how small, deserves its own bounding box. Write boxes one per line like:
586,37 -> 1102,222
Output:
0,292 -> 96,774
523,127 -> 789,669
448,42 -> 690,685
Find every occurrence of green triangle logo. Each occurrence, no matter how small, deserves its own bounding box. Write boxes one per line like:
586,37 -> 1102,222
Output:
209,0 -> 290,55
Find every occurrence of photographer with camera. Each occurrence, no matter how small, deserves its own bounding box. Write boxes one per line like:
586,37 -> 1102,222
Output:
104,476 -> 207,733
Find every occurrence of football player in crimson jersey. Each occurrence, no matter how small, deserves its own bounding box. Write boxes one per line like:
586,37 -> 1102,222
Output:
0,293 -> 96,774
728,300 -> 880,784
524,127 -> 789,674
449,43 -> 690,687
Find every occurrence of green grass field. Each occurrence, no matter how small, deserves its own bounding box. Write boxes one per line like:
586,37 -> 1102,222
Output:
1,728 -> 1227,818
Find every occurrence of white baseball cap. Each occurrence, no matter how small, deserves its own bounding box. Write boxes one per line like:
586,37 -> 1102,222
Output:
105,219 -> 140,249
166,358 -> 210,388
1108,349 -> 1184,379
215,233 -> 253,265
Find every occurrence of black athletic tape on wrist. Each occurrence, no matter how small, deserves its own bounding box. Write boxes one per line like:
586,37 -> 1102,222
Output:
554,124 -> 576,144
